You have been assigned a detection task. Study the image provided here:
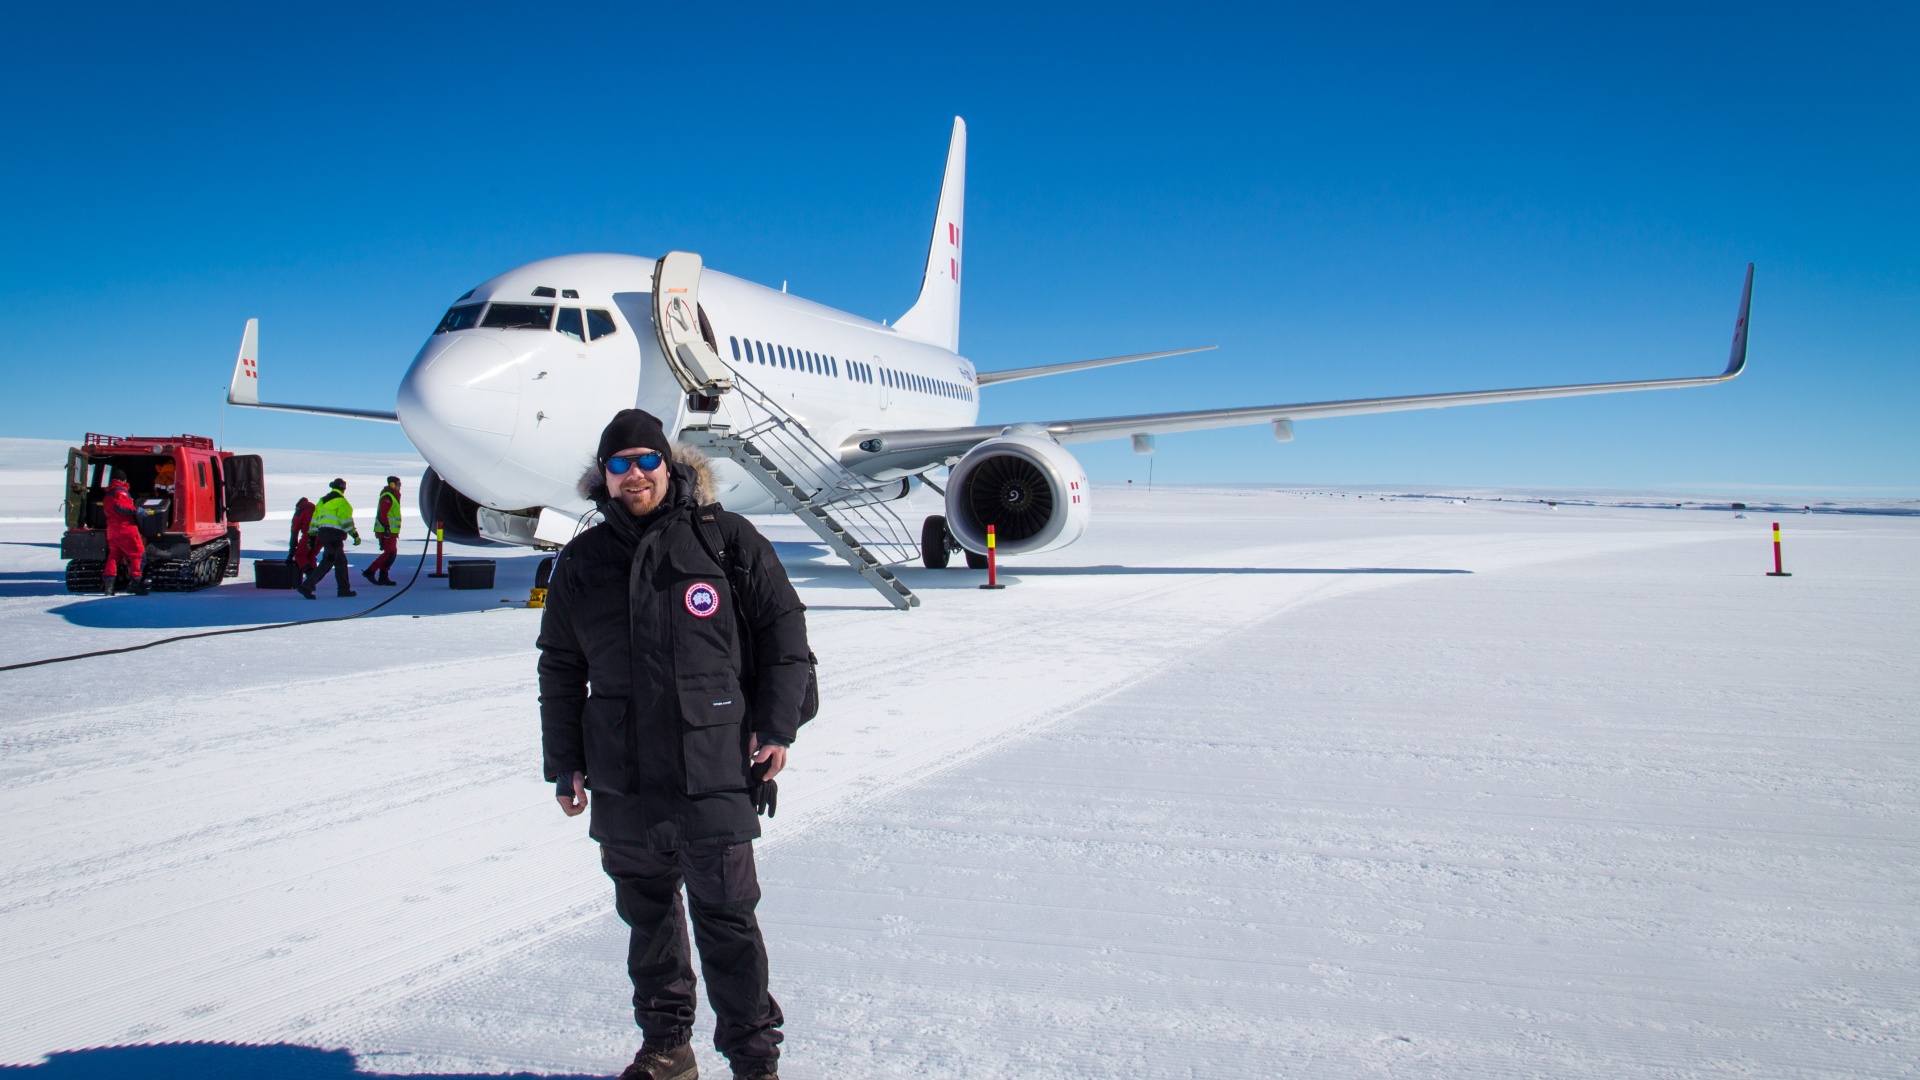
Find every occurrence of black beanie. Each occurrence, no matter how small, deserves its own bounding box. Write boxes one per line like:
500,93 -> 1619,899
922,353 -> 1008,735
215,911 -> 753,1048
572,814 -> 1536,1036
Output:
596,409 -> 673,467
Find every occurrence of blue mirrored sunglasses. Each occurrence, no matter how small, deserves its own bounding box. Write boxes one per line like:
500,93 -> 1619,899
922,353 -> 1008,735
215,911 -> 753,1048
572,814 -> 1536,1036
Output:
605,452 -> 664,475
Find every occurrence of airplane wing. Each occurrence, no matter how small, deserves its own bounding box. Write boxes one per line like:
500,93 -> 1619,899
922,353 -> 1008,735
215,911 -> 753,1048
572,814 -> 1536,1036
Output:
842,265 -> 1753,476
226,318 -> 400,423
975,345 -> 1216,386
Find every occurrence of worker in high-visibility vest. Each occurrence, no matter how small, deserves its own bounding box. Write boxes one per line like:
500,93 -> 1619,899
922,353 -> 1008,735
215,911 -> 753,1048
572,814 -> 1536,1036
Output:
299,478 -> 361,599
363,475 -> 403,586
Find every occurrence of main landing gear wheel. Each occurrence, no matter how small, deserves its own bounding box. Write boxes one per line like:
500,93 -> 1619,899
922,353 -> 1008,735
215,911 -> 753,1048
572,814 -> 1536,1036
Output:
965,548 -> 989,570
920,515 -> 953,569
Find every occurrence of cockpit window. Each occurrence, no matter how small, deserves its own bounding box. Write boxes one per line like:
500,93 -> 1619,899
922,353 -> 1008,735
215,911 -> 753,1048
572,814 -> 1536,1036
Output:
481,303 -> 554,330
586,309 -> 618,341
435,303 -> 484,333
555,308 -> 584,341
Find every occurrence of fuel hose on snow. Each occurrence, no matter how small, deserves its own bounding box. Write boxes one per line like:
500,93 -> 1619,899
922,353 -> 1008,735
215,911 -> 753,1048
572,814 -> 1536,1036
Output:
0,536 -> 444,673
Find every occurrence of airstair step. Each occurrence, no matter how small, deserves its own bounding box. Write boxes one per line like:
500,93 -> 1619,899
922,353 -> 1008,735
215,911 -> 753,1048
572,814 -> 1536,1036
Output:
699,378 -> 919,611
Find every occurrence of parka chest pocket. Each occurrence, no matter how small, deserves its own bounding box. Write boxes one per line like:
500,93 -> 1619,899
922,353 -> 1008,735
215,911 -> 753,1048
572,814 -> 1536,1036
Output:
664,544 -> 737,661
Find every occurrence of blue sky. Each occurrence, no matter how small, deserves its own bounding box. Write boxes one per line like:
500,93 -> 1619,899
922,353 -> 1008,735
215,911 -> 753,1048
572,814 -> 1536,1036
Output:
2,3 -> 1913,492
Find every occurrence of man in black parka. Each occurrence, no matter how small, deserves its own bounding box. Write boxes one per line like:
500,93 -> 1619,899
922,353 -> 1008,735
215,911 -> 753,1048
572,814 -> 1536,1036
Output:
538,409 -> 810,1080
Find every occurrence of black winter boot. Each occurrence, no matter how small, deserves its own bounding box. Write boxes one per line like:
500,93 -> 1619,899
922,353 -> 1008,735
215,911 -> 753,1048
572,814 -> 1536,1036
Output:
732,1068 -> 778,1080
130,577 -> 149,596
619,1035 -> 697,1080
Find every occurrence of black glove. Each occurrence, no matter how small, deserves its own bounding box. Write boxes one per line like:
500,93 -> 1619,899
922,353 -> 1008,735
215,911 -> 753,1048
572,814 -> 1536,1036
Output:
750,758 -> 778,818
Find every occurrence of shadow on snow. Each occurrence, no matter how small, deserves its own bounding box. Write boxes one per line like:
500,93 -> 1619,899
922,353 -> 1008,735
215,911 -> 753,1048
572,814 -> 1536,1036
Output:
0,570 -> 68,598
45,545 -> 552,630
39,534 -> 1472,624
781,539 -> 1471,595
0,1042 -> 604,1080
1002,565 -> 1472,577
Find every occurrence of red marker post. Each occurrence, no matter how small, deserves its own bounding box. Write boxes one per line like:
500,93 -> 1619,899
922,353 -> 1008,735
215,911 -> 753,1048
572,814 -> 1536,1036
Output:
979,523 -> 1005,590
1767,521 -> 1792,577
429,520 -> 449,578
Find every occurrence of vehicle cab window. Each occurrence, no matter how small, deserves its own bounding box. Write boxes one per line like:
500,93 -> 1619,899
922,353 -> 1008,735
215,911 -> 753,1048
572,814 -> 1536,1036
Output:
555,308 -> 585,341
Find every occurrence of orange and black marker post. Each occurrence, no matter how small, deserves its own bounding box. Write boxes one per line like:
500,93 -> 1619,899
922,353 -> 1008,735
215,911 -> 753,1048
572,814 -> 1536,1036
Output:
430,520 -> 449,578
1767,521 -> 1792,577
979,523 -> 1005,590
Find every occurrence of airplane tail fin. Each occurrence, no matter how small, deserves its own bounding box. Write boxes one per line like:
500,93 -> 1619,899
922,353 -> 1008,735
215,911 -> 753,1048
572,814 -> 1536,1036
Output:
892,117 -> 966,353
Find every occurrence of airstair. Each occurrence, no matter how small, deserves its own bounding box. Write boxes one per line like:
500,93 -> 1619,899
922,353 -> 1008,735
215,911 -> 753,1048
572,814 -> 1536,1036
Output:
653,253 -> 921,610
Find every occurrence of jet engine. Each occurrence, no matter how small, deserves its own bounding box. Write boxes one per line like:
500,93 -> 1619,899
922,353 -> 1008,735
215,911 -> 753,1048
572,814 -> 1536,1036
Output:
944,434 -> 1091,556
418,466 -> 486,542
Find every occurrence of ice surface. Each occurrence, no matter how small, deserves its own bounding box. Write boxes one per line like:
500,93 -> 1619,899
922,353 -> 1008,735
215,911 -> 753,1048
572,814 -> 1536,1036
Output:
2,437 -> 1916,1078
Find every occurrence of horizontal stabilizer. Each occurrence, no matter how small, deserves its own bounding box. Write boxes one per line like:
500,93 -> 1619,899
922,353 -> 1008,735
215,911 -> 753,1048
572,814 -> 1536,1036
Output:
976,345 -> 1217,386
225,319 -> 399,424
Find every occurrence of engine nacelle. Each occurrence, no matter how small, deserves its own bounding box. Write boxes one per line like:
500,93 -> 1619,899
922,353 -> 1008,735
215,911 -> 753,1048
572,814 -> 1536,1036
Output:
945,434 -> 1091,556
418,467 -> 486,542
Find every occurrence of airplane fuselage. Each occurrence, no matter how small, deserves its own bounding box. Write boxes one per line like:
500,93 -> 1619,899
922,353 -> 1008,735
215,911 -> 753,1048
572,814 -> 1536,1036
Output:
397,253 -> 980,519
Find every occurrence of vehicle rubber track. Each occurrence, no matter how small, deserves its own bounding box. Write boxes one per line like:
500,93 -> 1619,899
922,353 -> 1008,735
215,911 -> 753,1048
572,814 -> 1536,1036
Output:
146,540 -> 230,592
65,539 -> 230,593
65,560 -> 105,594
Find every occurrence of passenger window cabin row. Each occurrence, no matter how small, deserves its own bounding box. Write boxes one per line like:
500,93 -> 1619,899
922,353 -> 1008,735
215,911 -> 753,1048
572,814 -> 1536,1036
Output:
727,335 -> 975,402
729,336 -> 844,380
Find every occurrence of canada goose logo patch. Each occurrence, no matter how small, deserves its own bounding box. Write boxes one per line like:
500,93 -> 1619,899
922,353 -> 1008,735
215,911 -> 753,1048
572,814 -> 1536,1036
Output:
685,582 -> 721,618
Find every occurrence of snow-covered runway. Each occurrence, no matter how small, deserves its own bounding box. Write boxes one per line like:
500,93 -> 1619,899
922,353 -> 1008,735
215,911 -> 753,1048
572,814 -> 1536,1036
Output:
3,438 -> 1915,1078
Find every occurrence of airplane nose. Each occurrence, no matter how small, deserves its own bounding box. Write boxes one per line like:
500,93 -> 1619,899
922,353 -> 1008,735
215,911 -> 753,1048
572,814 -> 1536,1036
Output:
397,334 -> 521,474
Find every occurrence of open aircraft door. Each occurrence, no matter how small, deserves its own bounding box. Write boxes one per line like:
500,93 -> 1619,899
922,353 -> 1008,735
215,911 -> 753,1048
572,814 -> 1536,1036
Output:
651,252 -> 732,406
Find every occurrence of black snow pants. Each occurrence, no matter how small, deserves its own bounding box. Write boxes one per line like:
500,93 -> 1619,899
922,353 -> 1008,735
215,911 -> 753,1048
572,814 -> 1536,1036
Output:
302,528 -> 351,594
601,839 -> 783,1070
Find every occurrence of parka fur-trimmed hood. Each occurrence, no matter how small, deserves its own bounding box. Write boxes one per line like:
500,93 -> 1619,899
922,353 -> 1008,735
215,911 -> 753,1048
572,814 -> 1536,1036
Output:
576,443 -> 716,506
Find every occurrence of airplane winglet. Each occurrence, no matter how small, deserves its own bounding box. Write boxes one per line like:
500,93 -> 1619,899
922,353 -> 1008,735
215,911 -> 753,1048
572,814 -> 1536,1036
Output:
1723,263 -> 1754,378
228,318 -> 260,406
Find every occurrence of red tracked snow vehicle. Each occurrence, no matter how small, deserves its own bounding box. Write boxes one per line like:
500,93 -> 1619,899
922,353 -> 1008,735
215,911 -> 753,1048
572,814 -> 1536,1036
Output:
60,433 -> 267,592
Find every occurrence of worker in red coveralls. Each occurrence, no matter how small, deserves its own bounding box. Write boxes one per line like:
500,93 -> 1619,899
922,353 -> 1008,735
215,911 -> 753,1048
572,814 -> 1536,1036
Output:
362,476 -> 403,586
101,471 -> 150,596
289,496 -> 317,572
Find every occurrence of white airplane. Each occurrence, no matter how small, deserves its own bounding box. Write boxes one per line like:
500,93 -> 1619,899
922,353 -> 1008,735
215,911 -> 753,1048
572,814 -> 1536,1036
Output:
228,116 -> 1752,608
